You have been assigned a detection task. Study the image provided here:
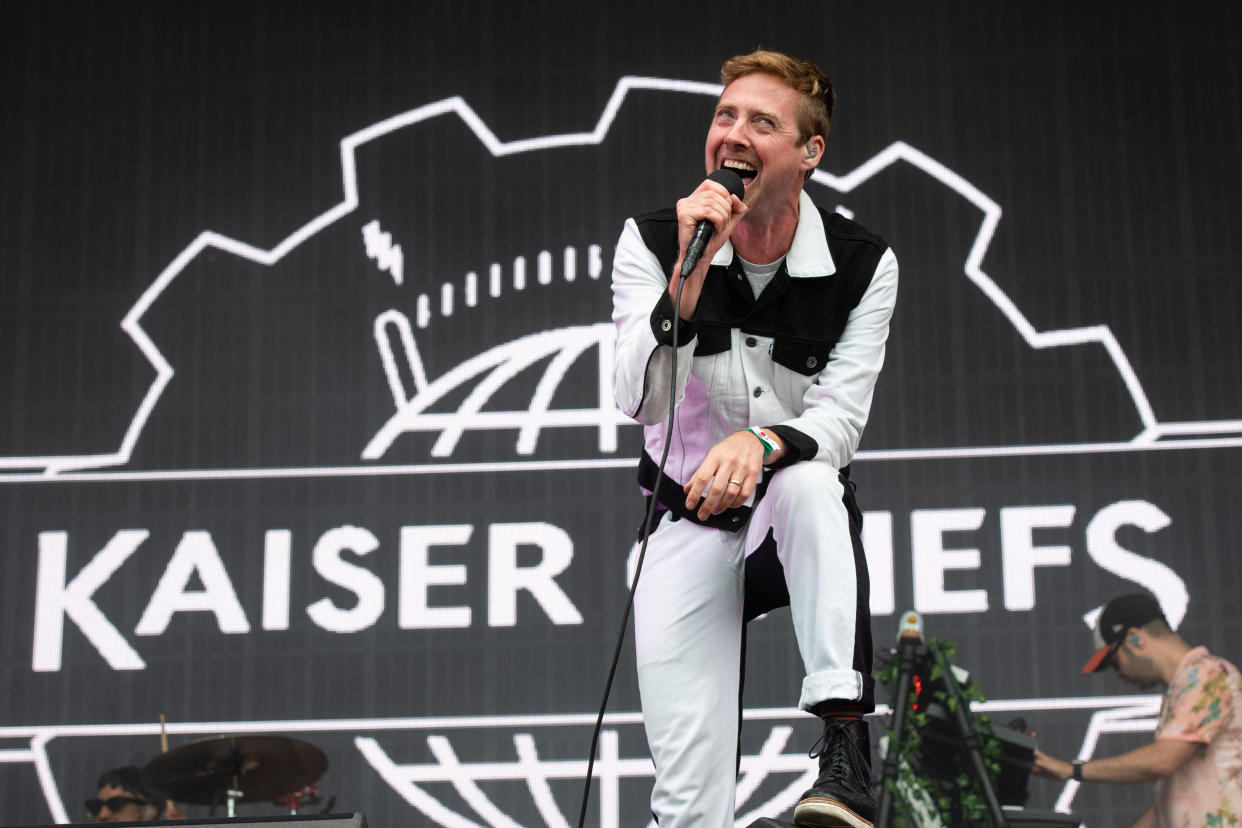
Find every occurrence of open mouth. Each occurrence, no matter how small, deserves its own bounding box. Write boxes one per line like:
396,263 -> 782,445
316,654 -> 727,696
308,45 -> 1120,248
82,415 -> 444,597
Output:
721,159 -> 757,181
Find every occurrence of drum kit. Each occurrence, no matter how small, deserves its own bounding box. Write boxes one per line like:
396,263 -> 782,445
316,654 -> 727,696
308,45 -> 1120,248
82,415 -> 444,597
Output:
140,734 -> 329,817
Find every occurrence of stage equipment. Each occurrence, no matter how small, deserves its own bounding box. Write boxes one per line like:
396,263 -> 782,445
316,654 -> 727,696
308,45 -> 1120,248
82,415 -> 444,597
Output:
143,735 -> 328,818
875,611 -> 927,828
746,811 -> 1080,828
874,613 -> 1081,827
25,815 -> 365,828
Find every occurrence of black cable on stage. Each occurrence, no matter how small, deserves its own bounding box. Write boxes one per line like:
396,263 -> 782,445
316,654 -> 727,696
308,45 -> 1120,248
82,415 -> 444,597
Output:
575,275 -> 690,828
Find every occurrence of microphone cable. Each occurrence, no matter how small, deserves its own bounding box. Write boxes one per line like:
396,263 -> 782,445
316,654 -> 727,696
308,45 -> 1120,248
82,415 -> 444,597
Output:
575,273 -> 691,828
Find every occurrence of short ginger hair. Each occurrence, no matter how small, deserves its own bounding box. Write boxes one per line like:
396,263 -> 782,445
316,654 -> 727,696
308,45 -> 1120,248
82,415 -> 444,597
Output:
720,49 -> 836,143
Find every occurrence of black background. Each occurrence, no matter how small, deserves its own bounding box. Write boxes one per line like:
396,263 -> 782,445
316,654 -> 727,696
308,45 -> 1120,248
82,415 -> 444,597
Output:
2,2 -> 1240,826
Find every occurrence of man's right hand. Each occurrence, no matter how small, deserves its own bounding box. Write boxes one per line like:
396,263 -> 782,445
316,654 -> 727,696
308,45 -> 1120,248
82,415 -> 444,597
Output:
669,177 -> 747,320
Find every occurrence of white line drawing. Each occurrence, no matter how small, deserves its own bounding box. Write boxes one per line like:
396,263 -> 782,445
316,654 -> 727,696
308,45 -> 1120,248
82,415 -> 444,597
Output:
366,317 -> 624,459
2,76 -> 1239,479
362,220 -> 405,285
1,698 -> 1154,825
356,724 -> 817,828
1048,698 -> 1163,814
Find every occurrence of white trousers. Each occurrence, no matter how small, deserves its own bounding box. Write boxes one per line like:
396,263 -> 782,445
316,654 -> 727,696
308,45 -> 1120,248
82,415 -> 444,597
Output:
632,462 -> 869,828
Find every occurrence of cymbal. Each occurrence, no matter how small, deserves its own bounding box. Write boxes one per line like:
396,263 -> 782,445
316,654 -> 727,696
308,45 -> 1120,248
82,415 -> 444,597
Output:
143,734 -> 328,805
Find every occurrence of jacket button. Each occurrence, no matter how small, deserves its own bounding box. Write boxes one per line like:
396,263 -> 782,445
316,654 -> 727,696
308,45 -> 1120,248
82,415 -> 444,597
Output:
806,356 -> 818,369
753,387 -> 762,398
736,272 -> 744,280
661,319 -> 672,332
745,337 -> 757,347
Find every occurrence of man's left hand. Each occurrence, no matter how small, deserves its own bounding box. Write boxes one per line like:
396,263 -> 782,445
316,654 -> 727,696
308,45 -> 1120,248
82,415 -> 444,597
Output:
684,430 -> 780,520
1032,748 -> 1073,781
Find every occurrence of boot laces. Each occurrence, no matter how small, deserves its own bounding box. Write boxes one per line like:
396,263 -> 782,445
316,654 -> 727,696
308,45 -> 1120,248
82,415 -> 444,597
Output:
808,719 -> 865,788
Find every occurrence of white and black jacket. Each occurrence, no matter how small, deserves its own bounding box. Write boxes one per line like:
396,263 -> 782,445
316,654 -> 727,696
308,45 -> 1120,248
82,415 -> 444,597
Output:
611,189 -> 898,528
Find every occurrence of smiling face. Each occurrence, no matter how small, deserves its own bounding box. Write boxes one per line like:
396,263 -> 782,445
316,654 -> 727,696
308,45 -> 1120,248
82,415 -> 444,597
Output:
705,72 -> 823,224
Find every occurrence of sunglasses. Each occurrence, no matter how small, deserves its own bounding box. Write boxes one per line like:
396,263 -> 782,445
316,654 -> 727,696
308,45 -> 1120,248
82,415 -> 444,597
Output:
84,795 -> 150,817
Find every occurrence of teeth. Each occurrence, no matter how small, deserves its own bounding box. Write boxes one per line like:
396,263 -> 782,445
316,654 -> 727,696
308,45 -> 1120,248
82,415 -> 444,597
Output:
723,159 -> 755,172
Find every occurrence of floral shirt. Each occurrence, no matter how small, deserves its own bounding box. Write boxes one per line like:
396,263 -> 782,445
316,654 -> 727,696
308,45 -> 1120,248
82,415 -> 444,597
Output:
1154,646 -> 1242,827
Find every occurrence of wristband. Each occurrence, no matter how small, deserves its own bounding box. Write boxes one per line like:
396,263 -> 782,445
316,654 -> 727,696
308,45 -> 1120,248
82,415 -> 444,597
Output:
1071,759 -> 1084,782
744,426 -> 777,462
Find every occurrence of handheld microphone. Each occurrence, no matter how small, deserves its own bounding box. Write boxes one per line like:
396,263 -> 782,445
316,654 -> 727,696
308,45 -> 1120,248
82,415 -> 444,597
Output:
679,169 -> 745,278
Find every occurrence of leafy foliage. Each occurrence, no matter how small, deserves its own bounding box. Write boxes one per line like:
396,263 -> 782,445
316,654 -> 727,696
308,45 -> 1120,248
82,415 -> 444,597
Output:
876,638 -> 1004,827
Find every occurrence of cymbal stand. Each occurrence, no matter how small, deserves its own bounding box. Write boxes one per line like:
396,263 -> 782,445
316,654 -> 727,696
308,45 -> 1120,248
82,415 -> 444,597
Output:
224,748 -> 244,817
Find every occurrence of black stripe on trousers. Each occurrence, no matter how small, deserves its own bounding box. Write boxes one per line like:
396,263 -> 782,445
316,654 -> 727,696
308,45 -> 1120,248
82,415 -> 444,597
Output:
735,472 -> 875,769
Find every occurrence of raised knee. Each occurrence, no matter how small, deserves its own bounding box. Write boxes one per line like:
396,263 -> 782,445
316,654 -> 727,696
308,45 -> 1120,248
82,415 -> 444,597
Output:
764,462 -> 842,507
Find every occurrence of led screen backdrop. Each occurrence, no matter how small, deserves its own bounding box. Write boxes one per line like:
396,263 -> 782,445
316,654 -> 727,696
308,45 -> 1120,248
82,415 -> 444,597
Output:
2,3 -> 1240,826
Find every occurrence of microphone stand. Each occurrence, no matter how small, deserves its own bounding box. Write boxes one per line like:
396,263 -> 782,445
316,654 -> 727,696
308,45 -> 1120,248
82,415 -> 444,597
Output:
876,633 -> 924,828
926,640 -> 1008,828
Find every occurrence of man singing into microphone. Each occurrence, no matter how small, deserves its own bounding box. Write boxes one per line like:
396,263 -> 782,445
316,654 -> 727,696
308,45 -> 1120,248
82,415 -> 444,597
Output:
611,50 -> 898,828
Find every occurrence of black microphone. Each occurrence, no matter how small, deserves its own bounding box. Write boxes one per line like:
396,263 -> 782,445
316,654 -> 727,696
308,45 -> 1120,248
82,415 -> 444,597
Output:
679,169 -> 745,278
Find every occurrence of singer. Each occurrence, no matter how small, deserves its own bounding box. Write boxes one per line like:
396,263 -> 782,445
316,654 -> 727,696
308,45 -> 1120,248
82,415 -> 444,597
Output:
611,50 -> 898,828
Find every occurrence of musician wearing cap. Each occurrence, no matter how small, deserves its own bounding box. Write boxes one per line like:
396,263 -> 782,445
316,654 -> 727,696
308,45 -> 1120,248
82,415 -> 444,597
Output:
1033,592 -> 1242,828
86,766 -> 185,822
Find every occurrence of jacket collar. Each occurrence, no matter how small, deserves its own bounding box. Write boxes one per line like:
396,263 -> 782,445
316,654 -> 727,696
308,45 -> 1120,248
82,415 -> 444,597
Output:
710,190 -> 836,278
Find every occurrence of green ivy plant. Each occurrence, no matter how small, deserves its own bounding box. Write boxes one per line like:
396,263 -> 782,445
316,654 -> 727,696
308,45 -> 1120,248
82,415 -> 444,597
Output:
875,638 -> 1004,827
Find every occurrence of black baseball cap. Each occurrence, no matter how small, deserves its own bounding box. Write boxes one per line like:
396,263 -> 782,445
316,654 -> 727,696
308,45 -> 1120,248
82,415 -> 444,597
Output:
1081,593 -> 1167,674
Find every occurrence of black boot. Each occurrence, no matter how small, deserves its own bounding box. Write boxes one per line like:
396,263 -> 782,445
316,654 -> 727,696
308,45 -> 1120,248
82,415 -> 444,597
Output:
793,718 -> 875,828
